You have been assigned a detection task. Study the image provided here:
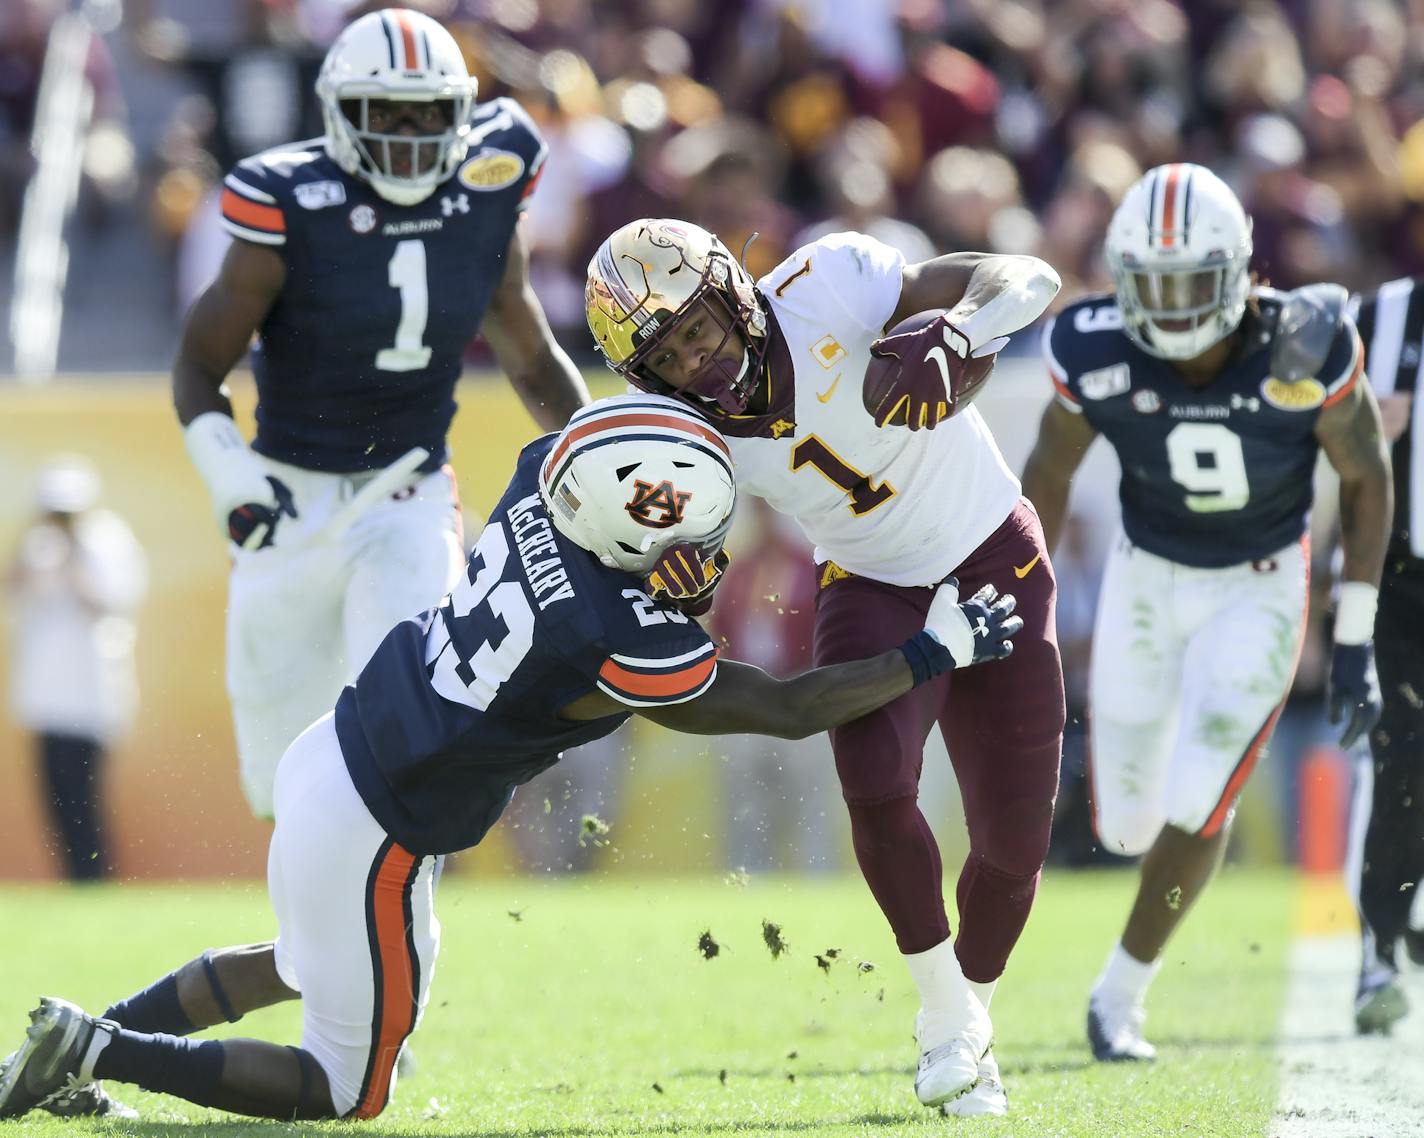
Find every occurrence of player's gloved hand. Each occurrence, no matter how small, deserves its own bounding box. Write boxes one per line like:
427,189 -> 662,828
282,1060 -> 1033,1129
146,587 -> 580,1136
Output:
901,576 -> 1023,684
645,544 -> 730,617
866,311 -> 1009,430
227,476 -> 298,551
1328,640 -> 1382,750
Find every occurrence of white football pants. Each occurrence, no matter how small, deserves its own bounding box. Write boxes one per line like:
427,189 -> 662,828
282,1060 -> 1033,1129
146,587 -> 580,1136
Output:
269,713 -> 440,1118
1088,532 -> 1307,854
227,455 -> 464,819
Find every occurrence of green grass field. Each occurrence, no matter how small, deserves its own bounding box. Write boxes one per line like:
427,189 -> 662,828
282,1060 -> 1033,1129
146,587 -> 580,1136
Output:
0,866 -> 1297,1136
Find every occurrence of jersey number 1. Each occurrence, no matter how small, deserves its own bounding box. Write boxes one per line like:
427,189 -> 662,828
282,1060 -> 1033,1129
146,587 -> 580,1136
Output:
377,240 -> 433,372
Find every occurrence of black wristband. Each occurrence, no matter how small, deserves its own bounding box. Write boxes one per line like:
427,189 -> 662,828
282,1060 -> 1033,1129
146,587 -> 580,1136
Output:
900,629 -> 954,685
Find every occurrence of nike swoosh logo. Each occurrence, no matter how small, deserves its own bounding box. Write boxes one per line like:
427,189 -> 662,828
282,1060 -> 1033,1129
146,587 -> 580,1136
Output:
1014,554 -> 1041,579
817,375 -> 841,403
926,345 -> 952,391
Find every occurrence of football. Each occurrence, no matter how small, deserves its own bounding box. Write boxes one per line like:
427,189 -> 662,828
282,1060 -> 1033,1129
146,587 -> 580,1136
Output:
862,309 -> 998,428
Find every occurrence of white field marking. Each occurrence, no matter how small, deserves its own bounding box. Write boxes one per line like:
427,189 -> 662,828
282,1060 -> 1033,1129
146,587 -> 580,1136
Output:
1272,934 -> 1424,1137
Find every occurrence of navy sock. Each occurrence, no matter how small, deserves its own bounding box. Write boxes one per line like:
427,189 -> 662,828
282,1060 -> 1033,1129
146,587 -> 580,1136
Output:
103,973 -> 195,1036
93,1030 -> 225,1104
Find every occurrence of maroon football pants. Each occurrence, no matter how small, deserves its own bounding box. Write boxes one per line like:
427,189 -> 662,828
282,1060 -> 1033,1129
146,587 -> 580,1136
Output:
814,499 -> 1064,982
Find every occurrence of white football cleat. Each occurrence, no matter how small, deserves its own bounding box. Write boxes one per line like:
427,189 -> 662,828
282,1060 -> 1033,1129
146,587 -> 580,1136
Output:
913,997 -> 993,1107
1087,990 -> 1157,1062
940,1048 -> 1007,1117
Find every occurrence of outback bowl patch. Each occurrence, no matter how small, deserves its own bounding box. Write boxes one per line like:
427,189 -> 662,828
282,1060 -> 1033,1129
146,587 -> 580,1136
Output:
459,149 -> 525,191
1261,376 -> 1325,411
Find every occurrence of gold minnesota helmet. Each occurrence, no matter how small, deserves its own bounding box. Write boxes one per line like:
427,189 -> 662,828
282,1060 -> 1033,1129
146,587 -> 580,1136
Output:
585,218 -> 768,415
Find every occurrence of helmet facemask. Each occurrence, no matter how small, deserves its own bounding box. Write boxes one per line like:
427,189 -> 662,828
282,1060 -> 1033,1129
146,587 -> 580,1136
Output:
323,94 -> 471,205
588,223 -> 769,416
1111,249 -> 1251,360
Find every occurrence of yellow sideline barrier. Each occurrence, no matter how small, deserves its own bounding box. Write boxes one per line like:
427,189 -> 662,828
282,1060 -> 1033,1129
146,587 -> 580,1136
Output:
0,373 -> 754,880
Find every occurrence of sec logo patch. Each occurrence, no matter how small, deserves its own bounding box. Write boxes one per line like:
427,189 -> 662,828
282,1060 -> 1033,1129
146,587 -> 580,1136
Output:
1261,376 -> 1325,411
348,204 -> 377,234
459,149 -> 525,191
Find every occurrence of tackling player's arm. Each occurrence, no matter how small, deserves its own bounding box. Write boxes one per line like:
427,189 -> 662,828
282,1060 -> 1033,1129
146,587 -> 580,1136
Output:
559,653 -> 915,740
561,580 -> 1026,739
479,220 -> 591,432
1021,399 -> 1099,554
172,240 -> 285,425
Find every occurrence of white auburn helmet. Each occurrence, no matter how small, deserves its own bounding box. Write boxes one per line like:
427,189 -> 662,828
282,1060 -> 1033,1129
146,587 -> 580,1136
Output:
539,394 -> 737,574
1105,163 -> 1254,360
317,8 -> 477,206
586,219 -> 769,416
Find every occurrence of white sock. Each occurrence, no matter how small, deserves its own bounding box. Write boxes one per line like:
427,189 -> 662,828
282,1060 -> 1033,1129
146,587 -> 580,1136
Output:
903,937 -> 975,1044
968,977 -> 998,1011
1093,943 -> 1162,1007
78,1022 -> 116,1084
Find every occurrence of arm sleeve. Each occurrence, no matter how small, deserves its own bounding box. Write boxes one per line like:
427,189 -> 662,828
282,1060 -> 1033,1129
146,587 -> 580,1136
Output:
593,636 -> 719,708
219,161 -> 288,247
1321,317 -> 1365,408
1042,315 -> 1083,414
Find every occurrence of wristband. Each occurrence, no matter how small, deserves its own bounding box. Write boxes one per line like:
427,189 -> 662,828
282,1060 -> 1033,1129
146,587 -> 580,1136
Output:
1333,582 -> 1378,646
900,629 -> 954,686
183,412 -> 273,519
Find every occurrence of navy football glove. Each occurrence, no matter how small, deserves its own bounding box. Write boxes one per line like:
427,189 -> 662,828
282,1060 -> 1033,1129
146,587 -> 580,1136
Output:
902,576 -> 1023,682
1328,640 -> 1382,750
227,476 -> 297,551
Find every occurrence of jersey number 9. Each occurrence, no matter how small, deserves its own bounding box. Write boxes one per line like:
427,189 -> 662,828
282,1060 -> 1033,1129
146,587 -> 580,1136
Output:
1165,423 -> 1250,513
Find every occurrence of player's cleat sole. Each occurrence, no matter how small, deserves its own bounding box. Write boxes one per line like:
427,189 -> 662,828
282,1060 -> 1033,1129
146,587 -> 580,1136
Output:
0,998 -> 108,1119
1087,1000 -> 1157,1062
40,1080 -> 139,1119
940,1050 -> 1007,1117
1355,977 -> 1409,1035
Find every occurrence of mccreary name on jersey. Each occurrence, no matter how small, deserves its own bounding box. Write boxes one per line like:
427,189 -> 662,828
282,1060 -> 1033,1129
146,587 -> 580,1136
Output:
334,435 -> 719,856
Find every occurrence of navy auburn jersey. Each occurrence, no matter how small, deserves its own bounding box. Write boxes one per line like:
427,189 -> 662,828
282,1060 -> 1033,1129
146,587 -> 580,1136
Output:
220,98 -> 546,473
1045,288 -> 1364,567
335,435 -> 719,855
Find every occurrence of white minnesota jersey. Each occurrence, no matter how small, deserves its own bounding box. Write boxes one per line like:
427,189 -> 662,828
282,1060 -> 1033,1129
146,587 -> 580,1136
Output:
726,233 -> 1021,586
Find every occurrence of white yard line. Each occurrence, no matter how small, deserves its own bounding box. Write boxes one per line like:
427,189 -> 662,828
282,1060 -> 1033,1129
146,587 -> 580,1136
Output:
1272,934 -> 1424,1138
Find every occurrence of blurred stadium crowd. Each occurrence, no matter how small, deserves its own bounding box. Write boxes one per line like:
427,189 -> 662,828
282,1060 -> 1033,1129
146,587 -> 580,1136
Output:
5,0 -> 1424,370
2,0 -> 1414,876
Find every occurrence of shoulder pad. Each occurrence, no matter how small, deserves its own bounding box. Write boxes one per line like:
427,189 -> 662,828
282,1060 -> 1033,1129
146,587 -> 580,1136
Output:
1269,283 -> 1349,382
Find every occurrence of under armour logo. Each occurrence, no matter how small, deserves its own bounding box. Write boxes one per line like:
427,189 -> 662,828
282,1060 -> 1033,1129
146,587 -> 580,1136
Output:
441,193 -> 470,216
1230,394 -> 1261,412
624,479 -> 692,529
973,617 -> 989,638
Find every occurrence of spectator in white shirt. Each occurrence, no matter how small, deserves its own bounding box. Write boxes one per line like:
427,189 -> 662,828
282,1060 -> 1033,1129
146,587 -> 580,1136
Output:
7,456 -> 147,881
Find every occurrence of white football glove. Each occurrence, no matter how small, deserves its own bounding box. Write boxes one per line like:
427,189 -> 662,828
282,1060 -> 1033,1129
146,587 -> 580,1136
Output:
923,576 -> 1023,668
183,411 -> 297,550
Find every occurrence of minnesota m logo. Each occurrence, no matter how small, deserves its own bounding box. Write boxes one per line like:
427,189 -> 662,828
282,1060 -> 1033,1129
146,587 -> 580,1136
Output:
625,479 -> 692,529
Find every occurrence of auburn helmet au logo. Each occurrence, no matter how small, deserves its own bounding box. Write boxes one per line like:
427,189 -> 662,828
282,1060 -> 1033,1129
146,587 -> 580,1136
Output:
625,479 -> 692,529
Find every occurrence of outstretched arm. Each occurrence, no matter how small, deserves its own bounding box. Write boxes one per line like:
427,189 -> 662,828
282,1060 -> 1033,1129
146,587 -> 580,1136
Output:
480,220 -> 590,432
1316,380 -> 1391,588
